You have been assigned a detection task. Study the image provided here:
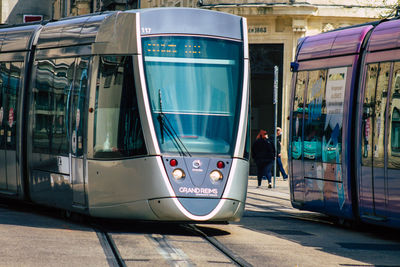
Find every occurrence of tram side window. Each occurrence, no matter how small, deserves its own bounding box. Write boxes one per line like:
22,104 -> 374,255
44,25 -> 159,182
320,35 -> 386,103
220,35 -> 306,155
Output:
323,67 -> 347,164
33,58 -> 74,155
304,69 -> 327,161
33,60 -> 55,154
361,64 -> 378,166
0,64 -> 3,147
291,71 -> 307,160
0,62 -> 22,150
72,57 -> 89,157
388,62 -> 400,169
94,56 -> 147,158
374,62 -> 391,168
361,62 -> 390,168
7,62 -> 22,150
53,58 -> 74,155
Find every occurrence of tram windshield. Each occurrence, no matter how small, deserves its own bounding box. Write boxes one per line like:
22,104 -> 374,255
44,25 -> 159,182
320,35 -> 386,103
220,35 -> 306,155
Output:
142,36 -> 243,155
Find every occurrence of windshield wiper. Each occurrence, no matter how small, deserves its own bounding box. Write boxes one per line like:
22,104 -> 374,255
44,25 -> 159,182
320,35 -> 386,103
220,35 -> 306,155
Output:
157,89 -> 191,157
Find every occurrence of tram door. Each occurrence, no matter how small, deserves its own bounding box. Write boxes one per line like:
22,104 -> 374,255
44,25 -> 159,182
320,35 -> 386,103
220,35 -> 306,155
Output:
386,62 -> 400,222
0,63 -> 7,190
71,57 -> 89,207
0,62 -> 21,193
290,71 -> 307,203
360,63 -> 389,219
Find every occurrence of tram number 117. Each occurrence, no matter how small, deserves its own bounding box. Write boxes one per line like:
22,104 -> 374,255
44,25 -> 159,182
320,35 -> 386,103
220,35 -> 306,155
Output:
141,27 -> 152,34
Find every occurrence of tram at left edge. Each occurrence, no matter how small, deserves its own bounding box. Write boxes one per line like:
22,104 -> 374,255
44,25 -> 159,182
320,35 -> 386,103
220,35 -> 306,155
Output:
0,8 -> 250,222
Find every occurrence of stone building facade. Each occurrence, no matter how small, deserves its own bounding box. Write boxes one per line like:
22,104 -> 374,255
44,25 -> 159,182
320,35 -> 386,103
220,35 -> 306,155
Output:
1,0 -> 53,24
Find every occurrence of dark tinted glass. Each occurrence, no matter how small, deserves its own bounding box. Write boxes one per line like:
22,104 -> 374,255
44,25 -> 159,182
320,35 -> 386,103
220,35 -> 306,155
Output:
304,69 -> 327,162
388,62 -> 400,169
33,58 -> 74,155
142,36 -> 243,155
94,56 -> 147,158
33,59 -> 55,153
291,71 -> 306,160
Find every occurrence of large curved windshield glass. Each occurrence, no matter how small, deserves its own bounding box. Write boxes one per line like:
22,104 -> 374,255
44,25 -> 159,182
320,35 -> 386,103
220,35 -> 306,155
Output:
142,36 -> 243,155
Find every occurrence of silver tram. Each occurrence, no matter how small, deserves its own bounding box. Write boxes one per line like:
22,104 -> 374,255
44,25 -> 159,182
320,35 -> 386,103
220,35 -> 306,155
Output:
0,8 -> 250,222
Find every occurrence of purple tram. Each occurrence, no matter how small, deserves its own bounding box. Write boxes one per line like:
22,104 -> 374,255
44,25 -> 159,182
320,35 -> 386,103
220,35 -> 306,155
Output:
289,18 -> 400,228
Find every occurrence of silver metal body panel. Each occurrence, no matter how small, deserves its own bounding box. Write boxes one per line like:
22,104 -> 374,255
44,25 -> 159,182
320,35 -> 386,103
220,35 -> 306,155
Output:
149,199 -> 244,222
234,59 -> 250,158
87,156 -> 169,219
87,156 -> 248,221
86,56 -> 98,159
137,8 -> 243,40
133,53 -> 160,155
0,24 -> 41,52
35,45 -> 92,59
222,158 -> 249,201
0,150 -> 6,189
233,18 -> 250,158
0,146 -> 19,193
7,151 -> 18,192
71,157 -> 85,206
0,8 -> 250,221
36,13 -> 110,49
92,12 -> 139,55
230,18 -> 249,158
87,156 -> 171,208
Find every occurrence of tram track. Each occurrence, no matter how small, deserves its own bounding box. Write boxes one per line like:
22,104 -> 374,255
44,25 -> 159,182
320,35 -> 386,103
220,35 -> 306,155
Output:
183,224 -> 252,267
93,224 -> 126,267
92,222 -> 252,267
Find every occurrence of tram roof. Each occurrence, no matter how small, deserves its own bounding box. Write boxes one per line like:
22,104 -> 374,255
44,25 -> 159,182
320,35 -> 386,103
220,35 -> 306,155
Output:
0,8 -> 243,56
297,25 -> 374,61
367,19 -> 400,52
36,12 -> 111,49
35,8 -> 244,54
0,24 -> 41,53
135,8 -> 243,40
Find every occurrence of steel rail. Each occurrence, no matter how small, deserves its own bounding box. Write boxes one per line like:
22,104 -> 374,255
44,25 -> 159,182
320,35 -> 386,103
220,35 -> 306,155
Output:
183,224 -> 252,267
92,224 -> 127,267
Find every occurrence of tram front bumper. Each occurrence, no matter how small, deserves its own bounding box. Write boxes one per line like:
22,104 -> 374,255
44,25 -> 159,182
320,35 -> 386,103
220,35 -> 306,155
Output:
148,197 -> 245,222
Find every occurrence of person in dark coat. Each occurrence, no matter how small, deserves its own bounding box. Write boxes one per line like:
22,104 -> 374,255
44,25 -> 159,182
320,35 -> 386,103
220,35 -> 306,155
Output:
252,129 -> 275,188
269,127 -> 288,180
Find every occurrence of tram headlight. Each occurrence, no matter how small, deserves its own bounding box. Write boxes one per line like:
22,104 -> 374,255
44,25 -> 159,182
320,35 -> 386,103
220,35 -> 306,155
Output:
210,170 -> 223,182
172,168 -> 185,180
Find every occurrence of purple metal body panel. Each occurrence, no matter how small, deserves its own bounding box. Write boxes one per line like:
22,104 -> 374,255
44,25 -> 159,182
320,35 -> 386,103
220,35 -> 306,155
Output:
298,25 -> 373,61
291,26 -> 369,219
388,169 -> 400,220
291,18 -> 400,228
290,54 -> 359,219
356,19 -> 400,228
367,19 -> 400,52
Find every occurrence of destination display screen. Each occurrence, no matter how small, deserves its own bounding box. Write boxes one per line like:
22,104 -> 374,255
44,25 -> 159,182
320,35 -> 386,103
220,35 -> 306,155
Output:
142,36 -> 240,60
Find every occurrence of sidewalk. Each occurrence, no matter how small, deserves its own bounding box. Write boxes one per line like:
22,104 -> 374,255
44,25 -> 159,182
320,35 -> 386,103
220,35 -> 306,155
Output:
247,175 -> 290,198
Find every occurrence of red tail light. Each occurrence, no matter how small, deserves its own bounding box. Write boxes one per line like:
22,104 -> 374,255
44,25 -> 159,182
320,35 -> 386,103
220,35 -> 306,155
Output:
217,161 -> 225,169
170,159 -> 178,167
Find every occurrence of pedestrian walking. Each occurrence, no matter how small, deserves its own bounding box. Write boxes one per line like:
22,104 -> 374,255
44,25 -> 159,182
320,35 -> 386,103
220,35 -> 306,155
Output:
270,127 -> 288,180
252,129 -> 275,188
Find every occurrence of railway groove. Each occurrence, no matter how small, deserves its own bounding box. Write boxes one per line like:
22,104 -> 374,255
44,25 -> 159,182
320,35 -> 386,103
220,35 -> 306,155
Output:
93,224 -> 126,267
183,224 -> 252,267
92,221 -> 252,267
